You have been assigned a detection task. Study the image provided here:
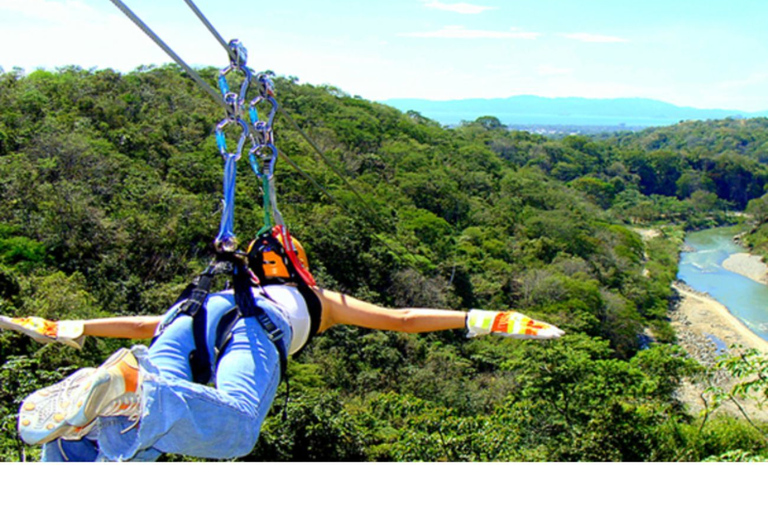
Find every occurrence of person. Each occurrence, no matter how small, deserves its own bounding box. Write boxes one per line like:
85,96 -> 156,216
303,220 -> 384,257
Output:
3,236 -> 564,462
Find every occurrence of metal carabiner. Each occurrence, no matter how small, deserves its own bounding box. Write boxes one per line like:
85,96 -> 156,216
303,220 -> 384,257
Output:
227,39 -> 248,68
218,64 -> 252,117
249,94 -> 277,121
252,143 -> 278,179
254,71 -> 276,98
251,121 -> 274,147
215,117 -> 250,160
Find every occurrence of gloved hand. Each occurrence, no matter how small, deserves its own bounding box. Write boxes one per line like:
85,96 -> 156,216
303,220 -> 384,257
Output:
0,316 -> 85,349
466,309 -> 564,340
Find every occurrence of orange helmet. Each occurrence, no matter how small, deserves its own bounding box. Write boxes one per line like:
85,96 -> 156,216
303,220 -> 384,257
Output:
264,233 -> 310,279
247,229 -> 310,281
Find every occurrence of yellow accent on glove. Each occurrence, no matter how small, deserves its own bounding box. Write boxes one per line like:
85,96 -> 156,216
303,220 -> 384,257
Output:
0,316 -> 85,349
466,309 -> 564,340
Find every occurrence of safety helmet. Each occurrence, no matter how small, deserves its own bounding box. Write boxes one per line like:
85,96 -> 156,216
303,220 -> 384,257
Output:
247,228 -> 310,281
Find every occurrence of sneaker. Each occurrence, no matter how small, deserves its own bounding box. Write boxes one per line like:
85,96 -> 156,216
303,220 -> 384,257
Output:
66,348 -> 141,428
18,368 -> 96,445
18,349 -> 142,446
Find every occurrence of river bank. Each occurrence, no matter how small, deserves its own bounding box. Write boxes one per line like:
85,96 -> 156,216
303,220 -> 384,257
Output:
672,282 -> 768,354
633,224 -> 768,420
671,282 -> 768,421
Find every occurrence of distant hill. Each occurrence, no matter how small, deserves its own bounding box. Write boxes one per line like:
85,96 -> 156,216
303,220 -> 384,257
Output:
381,95 -> 767,128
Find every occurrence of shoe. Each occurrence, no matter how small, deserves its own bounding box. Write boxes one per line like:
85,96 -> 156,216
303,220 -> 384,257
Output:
66,348 -> 141,428
17,349 -> 142,446
18,368 -> 96,445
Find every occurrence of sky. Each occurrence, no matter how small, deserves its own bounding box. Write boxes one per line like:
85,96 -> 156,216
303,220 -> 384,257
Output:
1,0 -> 768,111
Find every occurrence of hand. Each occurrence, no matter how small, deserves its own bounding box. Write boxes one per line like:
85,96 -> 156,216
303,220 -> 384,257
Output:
0,316 -> 85,349
466,309 -> 564,340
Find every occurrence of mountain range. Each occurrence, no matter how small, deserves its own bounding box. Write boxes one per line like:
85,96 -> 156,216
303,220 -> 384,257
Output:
381,95 -> 768,128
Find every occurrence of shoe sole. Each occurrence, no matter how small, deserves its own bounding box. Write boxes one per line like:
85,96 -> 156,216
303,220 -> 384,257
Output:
18,349 -> 140,445
18,368 -> 95,445
65,370 -> 114,427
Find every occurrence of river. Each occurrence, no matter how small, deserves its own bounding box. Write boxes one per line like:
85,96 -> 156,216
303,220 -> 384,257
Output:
677,225 -> 768,342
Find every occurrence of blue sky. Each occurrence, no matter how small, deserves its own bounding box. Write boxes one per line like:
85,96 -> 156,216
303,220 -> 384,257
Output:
1,0 -> 767,111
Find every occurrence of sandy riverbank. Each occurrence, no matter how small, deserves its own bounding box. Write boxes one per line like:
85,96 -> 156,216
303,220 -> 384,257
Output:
671,282 -> 768,421
722,252 -> 768,285
672,282 -> 768,354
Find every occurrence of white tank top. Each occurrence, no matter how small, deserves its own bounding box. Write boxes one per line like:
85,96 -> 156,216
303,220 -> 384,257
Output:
258,284 -> 313,355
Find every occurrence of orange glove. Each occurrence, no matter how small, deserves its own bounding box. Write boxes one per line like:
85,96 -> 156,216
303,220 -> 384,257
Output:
466,310 -> 564,340
0,316 -> 85,349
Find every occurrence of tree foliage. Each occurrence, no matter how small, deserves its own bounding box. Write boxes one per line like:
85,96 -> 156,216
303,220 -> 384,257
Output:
0,66 -> 766,461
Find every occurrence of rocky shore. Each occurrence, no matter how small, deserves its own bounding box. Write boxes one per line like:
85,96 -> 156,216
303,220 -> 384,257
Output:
672,282 -> 768,354
670,281 -> 768,421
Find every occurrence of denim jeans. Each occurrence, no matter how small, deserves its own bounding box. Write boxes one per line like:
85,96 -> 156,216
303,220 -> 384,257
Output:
41,291 -> 292,462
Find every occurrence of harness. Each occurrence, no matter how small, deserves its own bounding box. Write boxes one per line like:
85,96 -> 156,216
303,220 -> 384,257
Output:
152,255 -> 287,386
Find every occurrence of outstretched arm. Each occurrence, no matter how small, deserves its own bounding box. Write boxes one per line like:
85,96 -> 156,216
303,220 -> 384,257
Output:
0,314 -> 163,349
312,287 -> 563,340
314,288 -> 466,334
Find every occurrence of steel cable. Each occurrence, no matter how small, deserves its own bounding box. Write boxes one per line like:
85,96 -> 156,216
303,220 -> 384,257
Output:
107,0 -> 228,110
277,149 -> 405,259
182,0 -> 236,61
108,0 -> 407,259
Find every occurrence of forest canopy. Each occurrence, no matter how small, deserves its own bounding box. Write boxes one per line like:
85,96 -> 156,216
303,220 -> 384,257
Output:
1,65 -> 767,461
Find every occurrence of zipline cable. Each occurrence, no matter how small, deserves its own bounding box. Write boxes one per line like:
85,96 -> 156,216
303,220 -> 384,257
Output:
109,2 -> 364,233
182,1 -> 393,236
107,0 -> 228,111
110,0 -> 386,230
182,0 -> 237,61
278,106 -> 360,184
109,0 -> 407,258
277,147 -> 388,230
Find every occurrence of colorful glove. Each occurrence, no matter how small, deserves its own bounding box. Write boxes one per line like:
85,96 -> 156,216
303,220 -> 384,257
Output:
466,310 -> 564,340
0,316 -> 85,349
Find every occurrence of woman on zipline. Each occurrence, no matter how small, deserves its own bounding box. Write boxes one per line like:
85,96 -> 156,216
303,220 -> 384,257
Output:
3,235 -> 563,462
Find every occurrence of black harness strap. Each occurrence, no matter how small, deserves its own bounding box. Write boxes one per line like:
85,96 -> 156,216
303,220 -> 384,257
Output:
177,267 -> 216,383
231,259 -> 288,380
157,257 -> 288,389
231,259 -> 291,419
212,308 -> 240,362
231,261 -> 289,419
188,304 -> 212,383
150,265 -> 218,383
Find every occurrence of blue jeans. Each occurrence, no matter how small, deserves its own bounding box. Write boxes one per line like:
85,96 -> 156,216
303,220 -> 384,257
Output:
41,292 -> 292,462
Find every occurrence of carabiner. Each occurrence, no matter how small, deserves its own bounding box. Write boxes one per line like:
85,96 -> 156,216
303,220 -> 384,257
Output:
215,117 -> 250,160
228,39 -> 248,68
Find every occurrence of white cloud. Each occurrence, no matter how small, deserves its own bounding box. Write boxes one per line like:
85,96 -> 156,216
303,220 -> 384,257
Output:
421,1 -> 496,14
401,25 -> 540,39
562,33 -> 628,43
